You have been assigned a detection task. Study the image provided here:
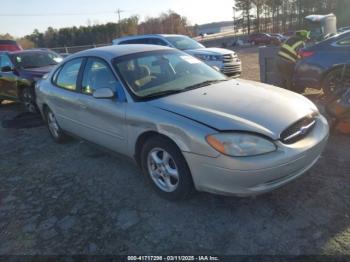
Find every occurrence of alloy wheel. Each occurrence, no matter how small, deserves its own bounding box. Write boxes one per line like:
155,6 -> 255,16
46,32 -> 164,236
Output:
22,88 -> 37,113
147,148 -> 179,192
47,111 -> 60,138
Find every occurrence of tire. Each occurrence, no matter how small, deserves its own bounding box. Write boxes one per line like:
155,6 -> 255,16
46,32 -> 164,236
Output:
20,87 -> 38,113
140,136 -> 194,200
44,107 -> 70,143
322,67 -> 350,98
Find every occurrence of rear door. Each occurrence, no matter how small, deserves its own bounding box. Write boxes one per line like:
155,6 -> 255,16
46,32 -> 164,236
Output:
49,58 -> 84,134
0,54 -> 18,99
75,57 -> 127,153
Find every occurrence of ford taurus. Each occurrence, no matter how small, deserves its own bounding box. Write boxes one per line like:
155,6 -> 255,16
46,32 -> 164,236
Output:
36,45 -> 329,200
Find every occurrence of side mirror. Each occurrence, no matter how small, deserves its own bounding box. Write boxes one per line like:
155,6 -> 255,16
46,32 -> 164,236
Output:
1,66 -> 13,72
92,87 -> 115,99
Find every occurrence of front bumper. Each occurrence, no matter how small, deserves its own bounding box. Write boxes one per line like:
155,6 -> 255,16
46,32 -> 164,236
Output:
203,59 -> 242,76
183,115 -> 329,196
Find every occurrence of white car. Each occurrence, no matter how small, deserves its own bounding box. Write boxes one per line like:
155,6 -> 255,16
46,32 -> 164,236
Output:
113,34 -> 242,77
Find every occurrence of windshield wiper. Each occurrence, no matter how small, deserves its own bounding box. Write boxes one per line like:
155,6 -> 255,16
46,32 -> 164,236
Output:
183,79 -> 228,91
143,89 -> 184,99
142,79 -> 228,100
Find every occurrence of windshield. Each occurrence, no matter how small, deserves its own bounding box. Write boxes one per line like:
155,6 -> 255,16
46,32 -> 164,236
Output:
165,36 -> 204,50
113,50 -> 227,100
12,51 -> 63,69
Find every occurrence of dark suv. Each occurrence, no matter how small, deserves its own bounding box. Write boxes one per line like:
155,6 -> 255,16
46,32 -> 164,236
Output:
0,49 -> 62,112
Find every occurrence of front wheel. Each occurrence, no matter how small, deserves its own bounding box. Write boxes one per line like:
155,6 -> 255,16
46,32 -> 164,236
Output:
140,136 -> 194,200
44,107 -> 70,143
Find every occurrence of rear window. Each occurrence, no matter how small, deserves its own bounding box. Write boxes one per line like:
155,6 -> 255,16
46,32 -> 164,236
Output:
54,58 -> 83,91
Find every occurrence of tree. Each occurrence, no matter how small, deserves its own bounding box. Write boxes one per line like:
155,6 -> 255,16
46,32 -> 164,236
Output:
139,10 -> 192,35
252,0 -> 264,32
0,33 -> 14,40
17,38 -> 35,49
235,0 -> 253,34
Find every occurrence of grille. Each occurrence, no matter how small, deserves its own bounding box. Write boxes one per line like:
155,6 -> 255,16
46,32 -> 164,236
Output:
222,64 -> 241,74
223,53 -> 236,63
280,116 -> 316,144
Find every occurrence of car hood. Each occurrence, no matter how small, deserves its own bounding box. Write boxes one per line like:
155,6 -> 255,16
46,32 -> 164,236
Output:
148,79 -> 318,139
186,47 -> 235,56
21,65 -> 54,78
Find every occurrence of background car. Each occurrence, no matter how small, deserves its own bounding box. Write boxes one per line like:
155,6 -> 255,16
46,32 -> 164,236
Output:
293,30 -> 350,96
113,34 -> 242,77
247,33 -> 281,46
36,45 -> 328,200
0,49 -> 62,111
0,40 -> 22,52
270,33 -> 288,42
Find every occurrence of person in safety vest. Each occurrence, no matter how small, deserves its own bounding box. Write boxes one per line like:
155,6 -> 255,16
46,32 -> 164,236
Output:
277,30 -> 310,91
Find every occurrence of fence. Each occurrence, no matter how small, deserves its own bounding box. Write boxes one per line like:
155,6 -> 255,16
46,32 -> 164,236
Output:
50,43 -> 110,54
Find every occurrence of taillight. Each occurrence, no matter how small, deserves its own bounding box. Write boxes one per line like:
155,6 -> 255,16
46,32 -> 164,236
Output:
299,50 -> 315,58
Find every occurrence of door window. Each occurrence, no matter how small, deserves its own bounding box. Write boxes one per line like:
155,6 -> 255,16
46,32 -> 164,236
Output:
55,58 -> 83,91
147,38 -> 168,46
0,55 -> 13,68
120,38 -> 147,44
82,58 -> 118,95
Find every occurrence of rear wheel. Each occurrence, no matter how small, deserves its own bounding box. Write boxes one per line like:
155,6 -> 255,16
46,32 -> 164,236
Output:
20,87 -> 38,113
322,67 -> 350,98
44,107 -> 70,143
140,136 -> 194,200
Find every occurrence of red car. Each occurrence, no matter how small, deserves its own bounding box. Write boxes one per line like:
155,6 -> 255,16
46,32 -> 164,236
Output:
0,40 -> 22,52
247,33 -> 281,46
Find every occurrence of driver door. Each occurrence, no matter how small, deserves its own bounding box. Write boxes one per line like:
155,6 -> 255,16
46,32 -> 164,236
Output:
0,54 -> 18,99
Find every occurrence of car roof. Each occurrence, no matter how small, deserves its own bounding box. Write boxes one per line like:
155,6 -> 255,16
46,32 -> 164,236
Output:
113,34 -> 188,43
68,44 -> 173,61
0,39 -> 18,44
323,30 -> 350,43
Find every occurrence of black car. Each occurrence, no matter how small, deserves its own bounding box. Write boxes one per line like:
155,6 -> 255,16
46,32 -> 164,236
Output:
0,49 -> 62,112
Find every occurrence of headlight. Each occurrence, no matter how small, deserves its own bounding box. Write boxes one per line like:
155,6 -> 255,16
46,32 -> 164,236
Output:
206,133 -> 277,157
195,54 -> 223,61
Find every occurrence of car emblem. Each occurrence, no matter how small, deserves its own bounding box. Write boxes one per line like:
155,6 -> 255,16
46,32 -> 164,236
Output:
299,125 -> 309,135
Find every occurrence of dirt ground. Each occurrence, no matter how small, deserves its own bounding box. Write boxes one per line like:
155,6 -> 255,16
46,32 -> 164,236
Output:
0,49 -> 349,256
236,47 -> 261,82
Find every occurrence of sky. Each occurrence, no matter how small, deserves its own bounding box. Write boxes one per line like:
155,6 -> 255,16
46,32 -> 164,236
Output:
0,0 -> 235,37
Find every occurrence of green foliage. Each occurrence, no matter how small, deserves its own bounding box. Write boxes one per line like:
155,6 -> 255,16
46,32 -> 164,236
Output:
0,33 -> 14,40
235,0 -> 339,33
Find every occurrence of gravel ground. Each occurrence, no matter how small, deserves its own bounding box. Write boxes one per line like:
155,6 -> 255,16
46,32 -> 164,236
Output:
236,47 -> 261,82
0,50 -> 349,256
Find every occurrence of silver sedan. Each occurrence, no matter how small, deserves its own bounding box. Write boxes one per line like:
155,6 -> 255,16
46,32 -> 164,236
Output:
36,45 -> 329,200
